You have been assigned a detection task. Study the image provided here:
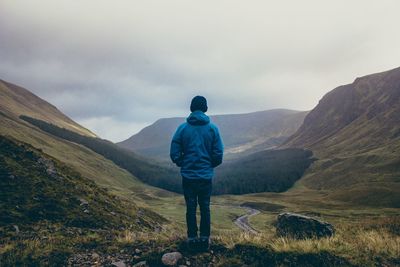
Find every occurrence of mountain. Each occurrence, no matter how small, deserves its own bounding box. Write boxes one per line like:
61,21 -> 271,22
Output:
1,75 -> 398,266
19,115 -> 182,193
118,109 -> 308,159
0,79 -> 96,137
0,134 -> 168,265
284,67 -> 400,207
0,78 -> 314,196
0,79 -> 176,202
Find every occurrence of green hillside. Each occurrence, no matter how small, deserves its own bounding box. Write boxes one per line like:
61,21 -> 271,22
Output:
0,135 -> 165,265
284,67 -> 400,207
21,115 -> 316,196
0,135 -> 162,229
0,76 -> 399,266
0,81 -> 175,203
214,148 -> 314,194
20,115 -> 182,193
0,80 -> 96,137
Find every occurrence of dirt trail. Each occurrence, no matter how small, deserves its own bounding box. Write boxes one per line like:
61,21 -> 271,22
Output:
233,206 -> 260,234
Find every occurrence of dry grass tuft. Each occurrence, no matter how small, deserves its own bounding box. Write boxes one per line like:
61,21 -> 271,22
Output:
213,221 -> 400,265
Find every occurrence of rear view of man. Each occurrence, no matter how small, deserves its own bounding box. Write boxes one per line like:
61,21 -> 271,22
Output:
170,95 -> 224,251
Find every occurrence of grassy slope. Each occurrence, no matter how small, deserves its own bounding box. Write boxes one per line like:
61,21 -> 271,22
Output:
0,135 -> 162,229
19,115 -> 183,193
6,111 -> 396,266
0,135 -> 166,265
0,80 -> 96,137
20,115 -> 319,196
213,148 -> 314,194
1,78 -> 399,266
0,79 -> 170,200
0,78 -> 182,227
282,67 -> 400,207
0,113 -> 175,205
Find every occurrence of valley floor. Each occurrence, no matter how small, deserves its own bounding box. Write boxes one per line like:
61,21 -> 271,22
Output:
111,186 -> 400,266
1,186 -> 399,266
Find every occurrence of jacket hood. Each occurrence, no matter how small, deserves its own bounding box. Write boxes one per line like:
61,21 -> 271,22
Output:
186,111 -> 210,125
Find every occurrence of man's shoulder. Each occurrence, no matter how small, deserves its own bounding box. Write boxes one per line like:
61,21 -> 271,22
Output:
209,123 -> 220,132
176,122 -> 188,132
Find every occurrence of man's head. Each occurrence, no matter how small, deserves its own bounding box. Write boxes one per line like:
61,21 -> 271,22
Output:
190,95 -> 208,113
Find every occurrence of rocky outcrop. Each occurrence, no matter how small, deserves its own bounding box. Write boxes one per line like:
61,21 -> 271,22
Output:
276,212 -> 334,239
161,252 -> 183,266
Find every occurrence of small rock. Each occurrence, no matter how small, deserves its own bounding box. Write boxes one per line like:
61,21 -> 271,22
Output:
132,261 -> 148,267
133,255 -> 141,260
80,198 -> 89,206
13,225 -> 20,234
112,260 -> 126,267
186,261 -> 191,266
135,248 -> 141,254
110,211 -> 116,215
91,252 -> 100,259
83,209 -> 90,213
276,212 -> 335,239
161,252 -> 182,266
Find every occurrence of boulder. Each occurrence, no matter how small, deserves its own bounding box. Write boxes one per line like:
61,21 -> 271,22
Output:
276,212 -> 334,239
161,252 -> 182,266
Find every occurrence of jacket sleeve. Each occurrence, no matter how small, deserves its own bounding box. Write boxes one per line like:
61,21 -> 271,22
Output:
211,126 -> 224,168
170,124 -> 184,167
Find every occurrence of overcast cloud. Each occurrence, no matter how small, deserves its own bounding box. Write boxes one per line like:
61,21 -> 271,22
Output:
1,0 -> 399,141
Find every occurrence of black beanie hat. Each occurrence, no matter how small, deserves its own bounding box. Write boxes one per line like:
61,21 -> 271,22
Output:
190,95 -> 208,112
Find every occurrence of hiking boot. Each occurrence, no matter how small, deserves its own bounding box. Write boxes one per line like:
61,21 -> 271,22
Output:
197,236 -> 210,252
186,237 -> 199,252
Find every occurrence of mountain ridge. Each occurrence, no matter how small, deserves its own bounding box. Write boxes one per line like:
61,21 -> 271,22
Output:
118,109 -> 308,159
0,79 -> 96,137
0,78 -> 175,204
283,66 -> 400,207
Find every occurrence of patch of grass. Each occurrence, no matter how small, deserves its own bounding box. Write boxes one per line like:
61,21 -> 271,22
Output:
212,219 -> 400,266
0,115 -> 151,200
0,135 -> 162,230
242,201 -> 286,212
20,115 -> 183,193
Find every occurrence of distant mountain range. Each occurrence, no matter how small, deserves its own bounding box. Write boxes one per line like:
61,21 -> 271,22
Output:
118,109 -> 308,160
0,79 -> 313,196
284,67 -> 400,207
1,66 -> 399,207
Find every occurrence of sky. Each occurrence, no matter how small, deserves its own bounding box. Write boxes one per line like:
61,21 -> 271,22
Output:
1,0 -> 400,142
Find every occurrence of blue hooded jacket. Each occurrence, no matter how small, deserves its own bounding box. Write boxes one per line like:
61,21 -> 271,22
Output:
170,111 -> 224,179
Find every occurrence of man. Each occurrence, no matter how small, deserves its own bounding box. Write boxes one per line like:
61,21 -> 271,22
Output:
170,95 -> 223,251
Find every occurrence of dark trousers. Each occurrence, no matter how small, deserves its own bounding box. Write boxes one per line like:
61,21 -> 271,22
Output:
182,177 -> 212,238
